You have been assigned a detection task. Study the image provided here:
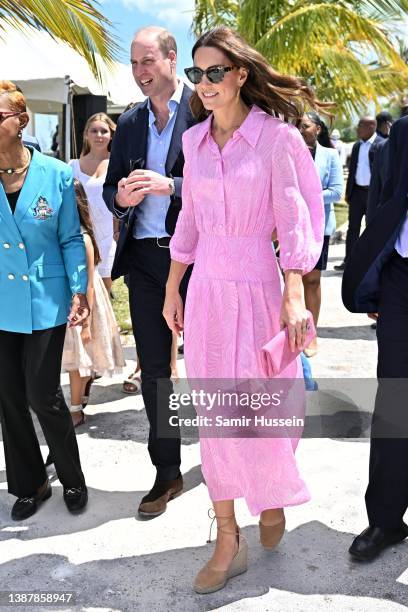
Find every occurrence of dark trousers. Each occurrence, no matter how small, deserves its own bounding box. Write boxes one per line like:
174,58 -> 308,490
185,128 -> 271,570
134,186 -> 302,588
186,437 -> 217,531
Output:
128,239 -> 191,481
0,324 -> 85,498
345,185 -> 369,262
365,252 -> 408,528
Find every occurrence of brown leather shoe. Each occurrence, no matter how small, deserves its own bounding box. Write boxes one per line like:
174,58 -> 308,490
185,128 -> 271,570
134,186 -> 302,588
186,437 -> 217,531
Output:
138,475 -> 183,517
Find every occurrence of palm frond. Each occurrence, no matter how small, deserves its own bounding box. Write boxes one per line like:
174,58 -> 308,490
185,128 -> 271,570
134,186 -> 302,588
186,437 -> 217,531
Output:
0,0 -> 120,80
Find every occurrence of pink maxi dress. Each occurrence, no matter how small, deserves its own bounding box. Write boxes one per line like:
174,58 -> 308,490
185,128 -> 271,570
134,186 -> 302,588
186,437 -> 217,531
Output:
170,105 -> 324,515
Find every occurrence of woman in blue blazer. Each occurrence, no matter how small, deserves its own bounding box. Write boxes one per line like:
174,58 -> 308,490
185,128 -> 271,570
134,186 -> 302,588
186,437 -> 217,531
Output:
300,112 -> 343,356
0,81 -> 89,520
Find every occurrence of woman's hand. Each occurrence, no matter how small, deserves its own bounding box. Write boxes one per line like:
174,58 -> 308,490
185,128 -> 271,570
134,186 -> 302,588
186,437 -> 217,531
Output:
68,293 -> 90,327
280,296 -> 309,352
163,289 -> 184,336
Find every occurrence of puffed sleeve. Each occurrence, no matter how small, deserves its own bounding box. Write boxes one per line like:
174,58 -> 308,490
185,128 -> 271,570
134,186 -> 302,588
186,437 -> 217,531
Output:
58,165 -> 88,294
271,123 -> 324,274
169,131 -> 199,264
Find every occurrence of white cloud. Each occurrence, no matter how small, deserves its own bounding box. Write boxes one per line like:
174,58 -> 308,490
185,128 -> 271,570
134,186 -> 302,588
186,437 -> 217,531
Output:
121,0 -> 195,25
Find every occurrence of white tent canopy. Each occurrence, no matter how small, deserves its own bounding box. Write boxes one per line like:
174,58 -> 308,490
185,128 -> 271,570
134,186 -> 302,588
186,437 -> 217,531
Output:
2,25 -> 145,112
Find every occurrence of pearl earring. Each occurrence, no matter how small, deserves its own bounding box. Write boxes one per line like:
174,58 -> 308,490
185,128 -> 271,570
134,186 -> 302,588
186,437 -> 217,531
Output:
18,129 -> 23,139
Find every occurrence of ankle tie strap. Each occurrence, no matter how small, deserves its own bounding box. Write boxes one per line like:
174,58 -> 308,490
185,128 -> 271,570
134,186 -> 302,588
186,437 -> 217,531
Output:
206,508 -> 238,543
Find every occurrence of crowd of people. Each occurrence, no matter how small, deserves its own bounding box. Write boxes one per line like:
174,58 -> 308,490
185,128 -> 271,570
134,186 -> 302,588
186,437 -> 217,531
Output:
0,22 -> 407,596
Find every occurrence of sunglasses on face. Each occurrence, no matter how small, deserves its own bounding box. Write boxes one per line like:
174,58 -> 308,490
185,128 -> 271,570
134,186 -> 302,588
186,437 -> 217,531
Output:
0,111 -> 22,123
184,65 -> 238,85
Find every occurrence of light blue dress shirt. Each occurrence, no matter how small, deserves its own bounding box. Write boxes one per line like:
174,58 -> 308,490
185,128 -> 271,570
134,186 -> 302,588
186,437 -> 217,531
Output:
133,81 -> 183,239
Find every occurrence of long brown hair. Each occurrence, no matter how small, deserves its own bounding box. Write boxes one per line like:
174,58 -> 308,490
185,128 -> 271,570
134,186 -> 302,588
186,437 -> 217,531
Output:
80,113 -> 116,156
73,179 -> 101,265
190,27 -> 332,123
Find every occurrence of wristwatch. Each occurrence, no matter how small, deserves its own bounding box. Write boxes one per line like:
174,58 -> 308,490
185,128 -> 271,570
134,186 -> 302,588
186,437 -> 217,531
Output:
168,178 -> 175,197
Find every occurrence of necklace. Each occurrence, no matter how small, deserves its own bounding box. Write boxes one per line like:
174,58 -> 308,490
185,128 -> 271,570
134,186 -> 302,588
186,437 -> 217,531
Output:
0,147 -> 31,175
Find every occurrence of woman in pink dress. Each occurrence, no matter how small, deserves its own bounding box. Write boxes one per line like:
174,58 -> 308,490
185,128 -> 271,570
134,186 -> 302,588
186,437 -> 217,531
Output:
163,27 -> 325,594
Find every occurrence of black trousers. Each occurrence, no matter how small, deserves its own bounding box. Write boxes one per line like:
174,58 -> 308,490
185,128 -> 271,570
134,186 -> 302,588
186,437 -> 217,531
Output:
345,185 -> 369,262
365,252 -> 408,528
0,324 -> 85,498
128,238 -> 191,481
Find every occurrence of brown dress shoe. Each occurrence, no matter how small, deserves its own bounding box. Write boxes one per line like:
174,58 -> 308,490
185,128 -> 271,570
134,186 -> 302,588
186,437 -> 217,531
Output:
138,475 -> 183,517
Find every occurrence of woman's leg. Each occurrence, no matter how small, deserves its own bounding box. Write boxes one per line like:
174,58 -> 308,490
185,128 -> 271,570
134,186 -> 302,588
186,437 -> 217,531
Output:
0,330 -> 47,498
260,507 -> 285,525
24,325 -> 85,490
302,269 -> 321,353
205,500 -> 238,569
68,371 -> 90,426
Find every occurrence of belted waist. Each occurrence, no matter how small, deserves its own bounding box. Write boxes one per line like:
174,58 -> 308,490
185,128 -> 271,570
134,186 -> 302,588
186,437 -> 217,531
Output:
193,234 -> 280,282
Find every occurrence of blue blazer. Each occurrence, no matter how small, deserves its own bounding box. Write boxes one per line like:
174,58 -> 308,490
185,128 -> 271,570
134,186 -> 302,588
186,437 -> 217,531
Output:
0,148 -> 87,333
314,142 -> 343,236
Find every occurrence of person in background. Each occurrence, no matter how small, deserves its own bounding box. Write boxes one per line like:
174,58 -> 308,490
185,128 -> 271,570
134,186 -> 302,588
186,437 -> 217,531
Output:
300,112 -> 343,357
0,80 -> 89,519
342,116 -> 408,561
330,128 -> 346,166
375,111 -> 393,140
62,180 -> 125,426
334,116 -> 383,272
70,113 -> 118,294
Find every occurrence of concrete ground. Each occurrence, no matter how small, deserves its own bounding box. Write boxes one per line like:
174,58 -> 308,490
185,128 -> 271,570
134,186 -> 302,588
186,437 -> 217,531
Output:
0,242 -> 407,612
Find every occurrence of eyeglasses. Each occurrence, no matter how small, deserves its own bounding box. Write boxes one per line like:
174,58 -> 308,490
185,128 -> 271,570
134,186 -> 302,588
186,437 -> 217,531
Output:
0,111 -> 21,123
184,65 -> 238,85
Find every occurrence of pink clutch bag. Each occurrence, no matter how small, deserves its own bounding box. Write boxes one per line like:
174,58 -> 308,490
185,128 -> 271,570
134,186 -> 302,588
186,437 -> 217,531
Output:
260,312 -> 316,377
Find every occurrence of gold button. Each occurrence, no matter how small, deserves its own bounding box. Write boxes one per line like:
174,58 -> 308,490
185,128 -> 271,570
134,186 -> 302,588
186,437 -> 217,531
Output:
18,243 -> 25,250
22,275 -> 29,281
8,273 -> 15,280
3,243 -> 10,249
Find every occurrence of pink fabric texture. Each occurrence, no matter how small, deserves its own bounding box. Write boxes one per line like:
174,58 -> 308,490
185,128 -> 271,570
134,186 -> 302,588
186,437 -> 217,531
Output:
170,105 -> 324,515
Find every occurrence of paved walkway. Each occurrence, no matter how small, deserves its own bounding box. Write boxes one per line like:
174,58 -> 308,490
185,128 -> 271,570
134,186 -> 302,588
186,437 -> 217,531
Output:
0,243 -> 407,612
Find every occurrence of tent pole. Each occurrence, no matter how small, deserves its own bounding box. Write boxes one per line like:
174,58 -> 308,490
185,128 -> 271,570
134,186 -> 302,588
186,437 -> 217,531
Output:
63,75 -> 72,162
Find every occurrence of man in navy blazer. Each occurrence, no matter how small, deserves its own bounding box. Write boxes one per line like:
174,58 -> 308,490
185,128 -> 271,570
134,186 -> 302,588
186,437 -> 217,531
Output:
103,26 -> 195,518
342,116 -> 408,560
335,117 -> 383,271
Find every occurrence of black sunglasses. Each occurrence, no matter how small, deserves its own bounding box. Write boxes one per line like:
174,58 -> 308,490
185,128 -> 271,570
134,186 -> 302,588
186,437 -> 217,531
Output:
184,65 -> 238,85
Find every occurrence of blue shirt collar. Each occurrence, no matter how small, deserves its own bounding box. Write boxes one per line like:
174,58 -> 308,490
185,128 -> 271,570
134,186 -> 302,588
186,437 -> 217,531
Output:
147,79 -> 184,128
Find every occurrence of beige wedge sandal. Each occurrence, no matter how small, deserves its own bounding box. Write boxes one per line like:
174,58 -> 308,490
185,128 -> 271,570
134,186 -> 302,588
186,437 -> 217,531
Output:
194,510 -> 248,594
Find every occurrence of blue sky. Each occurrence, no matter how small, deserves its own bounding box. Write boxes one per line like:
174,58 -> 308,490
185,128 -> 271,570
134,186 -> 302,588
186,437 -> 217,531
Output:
100,0 -> 197,70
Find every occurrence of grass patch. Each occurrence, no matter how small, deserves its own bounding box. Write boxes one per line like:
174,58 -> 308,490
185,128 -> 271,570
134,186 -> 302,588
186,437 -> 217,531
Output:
111,276 -> 132,333
335,201 -> 348,228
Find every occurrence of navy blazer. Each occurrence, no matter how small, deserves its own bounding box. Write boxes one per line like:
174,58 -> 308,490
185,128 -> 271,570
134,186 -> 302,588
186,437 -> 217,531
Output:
103,84 -> 196,279
342,116 -> 408,312
366,139 -> 389,224
345,134 -> 384,202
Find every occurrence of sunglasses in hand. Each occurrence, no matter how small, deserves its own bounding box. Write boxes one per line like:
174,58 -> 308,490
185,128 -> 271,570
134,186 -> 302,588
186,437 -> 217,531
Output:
184,65 -> 238,85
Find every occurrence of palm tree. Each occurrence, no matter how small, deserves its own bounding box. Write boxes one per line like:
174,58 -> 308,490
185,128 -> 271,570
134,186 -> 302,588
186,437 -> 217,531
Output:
0,0 -> 119,80
193,0 -> 408,118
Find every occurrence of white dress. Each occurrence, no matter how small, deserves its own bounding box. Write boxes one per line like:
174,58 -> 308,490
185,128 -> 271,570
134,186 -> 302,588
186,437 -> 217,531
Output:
62,231 -> 125,378
69,159 -> 116,278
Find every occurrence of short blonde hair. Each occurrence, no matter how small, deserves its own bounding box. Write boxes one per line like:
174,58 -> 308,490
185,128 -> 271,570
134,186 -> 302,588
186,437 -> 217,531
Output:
81,113 -> 116,156
0,80 -> 26,113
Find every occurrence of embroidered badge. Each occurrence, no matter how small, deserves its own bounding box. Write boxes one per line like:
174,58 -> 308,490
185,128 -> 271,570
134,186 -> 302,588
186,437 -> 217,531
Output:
33,197 -> 53,220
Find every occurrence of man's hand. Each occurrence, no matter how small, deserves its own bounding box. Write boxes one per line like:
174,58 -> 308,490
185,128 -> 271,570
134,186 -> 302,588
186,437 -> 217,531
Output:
125,169 -> 173,197
68,293 -> 90,327
116,175 -> 146,208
